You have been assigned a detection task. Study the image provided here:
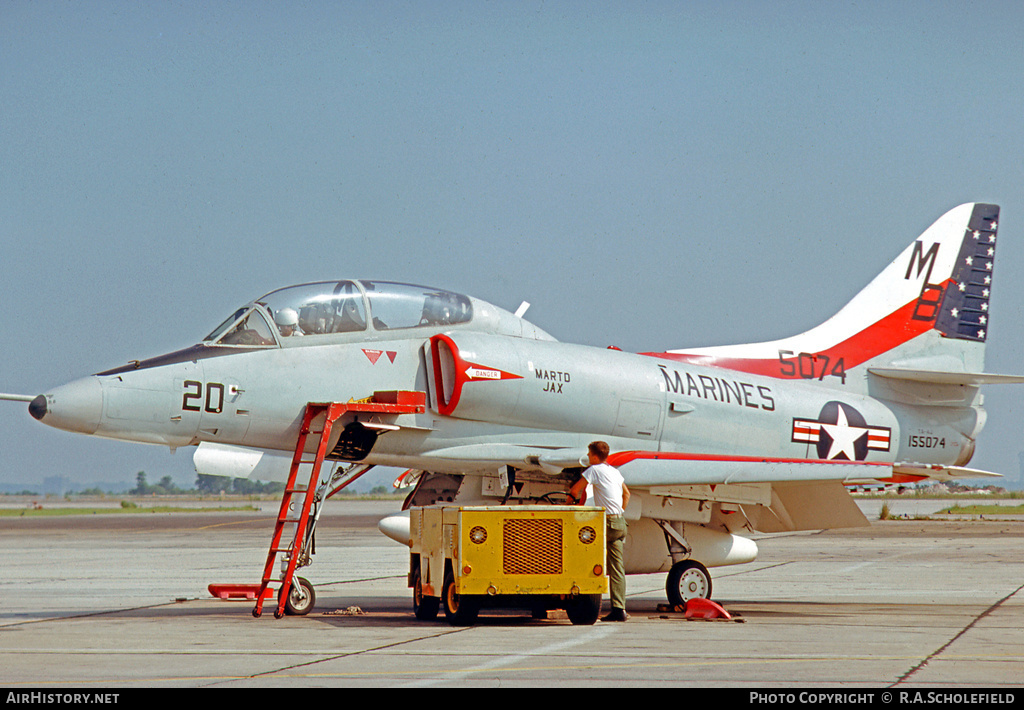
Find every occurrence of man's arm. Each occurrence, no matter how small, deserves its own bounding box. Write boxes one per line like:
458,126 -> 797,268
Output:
621,482 -> 630,508
568,476 -> 588,505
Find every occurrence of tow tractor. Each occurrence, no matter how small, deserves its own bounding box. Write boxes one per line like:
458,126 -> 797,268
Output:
409,505 -> 608,625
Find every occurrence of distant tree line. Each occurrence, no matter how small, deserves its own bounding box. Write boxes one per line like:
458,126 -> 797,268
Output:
128,471 -> 284,495
195,474 -> 284,495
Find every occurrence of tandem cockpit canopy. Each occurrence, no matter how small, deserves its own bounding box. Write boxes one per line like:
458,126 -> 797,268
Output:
203,280 -> 475,347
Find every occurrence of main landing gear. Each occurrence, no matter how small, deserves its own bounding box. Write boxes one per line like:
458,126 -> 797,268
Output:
666,560 -> 712,608
657,519 -> 713,608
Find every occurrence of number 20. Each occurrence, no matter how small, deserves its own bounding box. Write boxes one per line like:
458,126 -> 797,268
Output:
182,380 -> 224,414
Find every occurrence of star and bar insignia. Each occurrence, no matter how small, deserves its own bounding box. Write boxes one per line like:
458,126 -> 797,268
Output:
792,401 -> 891,461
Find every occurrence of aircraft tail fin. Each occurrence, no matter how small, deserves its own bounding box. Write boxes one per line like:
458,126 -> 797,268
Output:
654,203 -> 1004,390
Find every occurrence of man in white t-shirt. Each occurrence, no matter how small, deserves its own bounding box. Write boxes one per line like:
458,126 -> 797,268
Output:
568,441 -> 630,621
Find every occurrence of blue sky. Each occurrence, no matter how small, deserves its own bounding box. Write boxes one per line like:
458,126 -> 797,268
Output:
2,1 -> 1023,491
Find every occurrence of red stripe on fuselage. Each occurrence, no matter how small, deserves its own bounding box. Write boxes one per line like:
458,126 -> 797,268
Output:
606,450 -> 891,469
642,283 -> 949,379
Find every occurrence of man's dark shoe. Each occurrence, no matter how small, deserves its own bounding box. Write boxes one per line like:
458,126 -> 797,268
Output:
601,608 -> 628,622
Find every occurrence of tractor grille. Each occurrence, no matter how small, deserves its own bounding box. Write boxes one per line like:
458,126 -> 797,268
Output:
502,518 -> 563,574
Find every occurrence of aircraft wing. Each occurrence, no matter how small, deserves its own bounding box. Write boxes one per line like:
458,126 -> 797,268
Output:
418,444 -> 588,475
602,452 -> 1003,533
605,451 -> 1002,487
888,462 -> 1003,482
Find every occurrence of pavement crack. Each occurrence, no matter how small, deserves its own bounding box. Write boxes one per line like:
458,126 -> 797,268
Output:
243,627 -> 471,681
891,581 -> 1024,686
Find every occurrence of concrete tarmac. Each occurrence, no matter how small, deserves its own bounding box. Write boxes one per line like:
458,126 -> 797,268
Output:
1,499 -> 1022,688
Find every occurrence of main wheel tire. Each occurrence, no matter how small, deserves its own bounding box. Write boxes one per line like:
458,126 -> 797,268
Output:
413,567 -> 440,621
565,594 -> 602,625
666,560 -> 712,608
281,576 -> 316,616
442,570 -> 479,626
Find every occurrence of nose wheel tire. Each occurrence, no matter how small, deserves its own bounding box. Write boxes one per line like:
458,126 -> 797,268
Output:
666,560 -> 712,608
280,576 -> 316,616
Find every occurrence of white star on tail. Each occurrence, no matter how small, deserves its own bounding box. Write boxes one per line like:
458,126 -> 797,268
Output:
821,406 -> 868,460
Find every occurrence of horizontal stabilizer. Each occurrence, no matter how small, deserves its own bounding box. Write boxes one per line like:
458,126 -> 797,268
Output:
868,368 -> 1024,385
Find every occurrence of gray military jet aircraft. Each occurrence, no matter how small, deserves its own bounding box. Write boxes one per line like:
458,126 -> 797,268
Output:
7,202 -> 1021,612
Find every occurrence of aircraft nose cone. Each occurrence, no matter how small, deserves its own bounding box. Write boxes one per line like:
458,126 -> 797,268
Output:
29,395 -> 47,421
34,377 -> 103,435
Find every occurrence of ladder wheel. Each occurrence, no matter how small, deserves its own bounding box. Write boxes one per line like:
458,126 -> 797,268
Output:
280,576 -> 317,616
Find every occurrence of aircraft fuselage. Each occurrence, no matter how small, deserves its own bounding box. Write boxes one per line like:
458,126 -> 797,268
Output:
35,328 -> 981,473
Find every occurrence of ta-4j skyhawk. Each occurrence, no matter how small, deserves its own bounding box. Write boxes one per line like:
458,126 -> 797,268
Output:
6,203 -> 1021,614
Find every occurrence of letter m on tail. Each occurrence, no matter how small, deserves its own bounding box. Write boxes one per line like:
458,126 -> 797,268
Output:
905,241 -> 943,322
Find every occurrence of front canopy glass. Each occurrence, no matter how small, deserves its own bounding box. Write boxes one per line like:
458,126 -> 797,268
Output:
203,280 -> 474,346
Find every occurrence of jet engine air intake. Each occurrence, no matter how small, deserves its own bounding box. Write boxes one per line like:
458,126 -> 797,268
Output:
424,332 -> 666,439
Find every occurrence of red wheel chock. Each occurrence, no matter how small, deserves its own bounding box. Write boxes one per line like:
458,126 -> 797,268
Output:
684,598 -> 732,620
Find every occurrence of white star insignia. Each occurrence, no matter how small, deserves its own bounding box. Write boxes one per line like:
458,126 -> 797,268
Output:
988,247 -> 995,256
983,289 -> 990,297
951,308 -> 959,318
972,230 -> 981,239
982,302 -> 989,311
984,275 -> 992,284
980,315 -> 987,324
986,262 -> 992,270
978,329 -> 986,338
821,406 -> 868,461
991,221 -> 998,230
958,282 -> 966,292
966,256 -> 974,265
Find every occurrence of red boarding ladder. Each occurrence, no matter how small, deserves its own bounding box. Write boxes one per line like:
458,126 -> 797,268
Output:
249,391 -> 426,618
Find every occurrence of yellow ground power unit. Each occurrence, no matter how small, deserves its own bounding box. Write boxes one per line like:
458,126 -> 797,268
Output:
409,505 -> 608,625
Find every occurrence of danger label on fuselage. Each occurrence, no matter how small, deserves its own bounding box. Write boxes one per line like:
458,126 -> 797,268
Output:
658,364 -> 775,411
